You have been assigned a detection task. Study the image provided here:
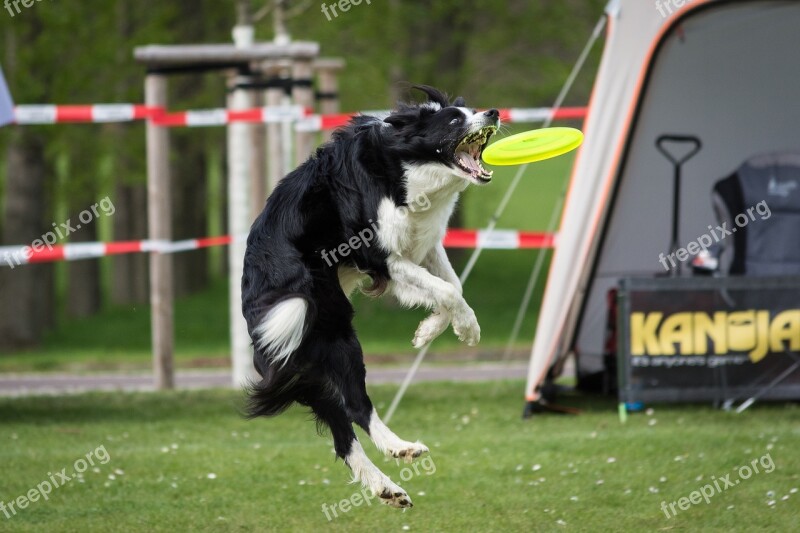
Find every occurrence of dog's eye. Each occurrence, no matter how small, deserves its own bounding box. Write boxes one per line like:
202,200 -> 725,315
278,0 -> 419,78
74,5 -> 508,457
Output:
449,118 -> 461,125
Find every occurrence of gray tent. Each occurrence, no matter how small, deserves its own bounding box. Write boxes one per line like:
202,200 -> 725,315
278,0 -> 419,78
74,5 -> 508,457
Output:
525,0 -> 800,402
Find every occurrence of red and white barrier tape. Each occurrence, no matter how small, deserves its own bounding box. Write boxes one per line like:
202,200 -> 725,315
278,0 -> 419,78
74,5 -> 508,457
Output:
0,230 -> 556,267
12,104 -> 587,130
13,105 -> 155,124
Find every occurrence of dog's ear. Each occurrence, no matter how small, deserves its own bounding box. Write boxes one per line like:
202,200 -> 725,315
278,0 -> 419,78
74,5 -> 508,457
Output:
453,96 -> 466,107
412,85 -> 450,108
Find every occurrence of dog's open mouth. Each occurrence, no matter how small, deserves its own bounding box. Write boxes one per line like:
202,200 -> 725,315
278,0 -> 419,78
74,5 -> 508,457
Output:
455,126 -> 497,183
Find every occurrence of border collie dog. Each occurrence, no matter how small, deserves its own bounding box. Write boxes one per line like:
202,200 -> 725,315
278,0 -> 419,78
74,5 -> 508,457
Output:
242,86 -> 499,508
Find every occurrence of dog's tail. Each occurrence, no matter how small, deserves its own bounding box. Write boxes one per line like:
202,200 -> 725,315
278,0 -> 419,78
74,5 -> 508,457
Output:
246,366 -> 306,418
245,295 -> 313,418
252,296 -> 309,369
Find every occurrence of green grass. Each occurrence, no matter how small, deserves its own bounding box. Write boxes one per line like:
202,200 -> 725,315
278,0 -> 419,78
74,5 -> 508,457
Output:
0,150 -> 573,373
0,381 -> 798,532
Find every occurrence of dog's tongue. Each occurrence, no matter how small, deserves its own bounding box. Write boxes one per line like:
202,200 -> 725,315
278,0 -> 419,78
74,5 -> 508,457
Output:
458,151 -> 482,175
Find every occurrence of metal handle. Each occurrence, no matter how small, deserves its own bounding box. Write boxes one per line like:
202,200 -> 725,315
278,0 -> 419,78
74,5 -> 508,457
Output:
656,135 -> 702,166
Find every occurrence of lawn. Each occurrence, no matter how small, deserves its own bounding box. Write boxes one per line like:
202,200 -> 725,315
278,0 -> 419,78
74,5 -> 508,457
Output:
1,381 -> 798,532
0,148 -> 574,373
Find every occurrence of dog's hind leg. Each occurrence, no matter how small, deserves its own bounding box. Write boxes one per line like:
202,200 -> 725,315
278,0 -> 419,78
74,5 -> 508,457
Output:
308,393 -> 412,508
363,408 -> 429,464
330,337 -> 430,464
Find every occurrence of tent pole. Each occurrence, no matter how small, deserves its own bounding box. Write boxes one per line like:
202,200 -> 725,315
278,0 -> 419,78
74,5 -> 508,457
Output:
499,14 -> 607,374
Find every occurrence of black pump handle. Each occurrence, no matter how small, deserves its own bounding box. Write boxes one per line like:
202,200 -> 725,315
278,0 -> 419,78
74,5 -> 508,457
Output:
656,135 -> 702,166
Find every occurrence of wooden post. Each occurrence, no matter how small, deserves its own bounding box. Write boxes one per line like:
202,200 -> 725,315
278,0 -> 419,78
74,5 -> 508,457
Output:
250,88 -> 267,218
315,58 -> 345,143
228,76 -> 260,388
134,39 -> 320,390
265,73 -> 287,193
291,59 -> 315,165
145,74 -> 174,390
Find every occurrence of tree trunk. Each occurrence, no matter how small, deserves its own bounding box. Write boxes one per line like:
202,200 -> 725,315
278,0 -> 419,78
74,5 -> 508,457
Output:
171,130 -> 209,297
0,130 -> 55,350
110,0 -> 149,307
111,181 -> 150,305
66,205 -> 102,318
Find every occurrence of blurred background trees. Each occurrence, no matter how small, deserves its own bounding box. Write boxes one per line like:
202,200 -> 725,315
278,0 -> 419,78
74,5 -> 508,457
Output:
0,0 -> 604,351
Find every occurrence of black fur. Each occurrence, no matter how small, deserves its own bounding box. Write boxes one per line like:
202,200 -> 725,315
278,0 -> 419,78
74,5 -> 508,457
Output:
241,85 -> 499,463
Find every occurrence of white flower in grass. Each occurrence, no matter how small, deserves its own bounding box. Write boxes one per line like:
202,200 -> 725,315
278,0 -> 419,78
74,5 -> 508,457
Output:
207,473 -> 217,480
532,464 -> 542,471
607,457 -> 616,464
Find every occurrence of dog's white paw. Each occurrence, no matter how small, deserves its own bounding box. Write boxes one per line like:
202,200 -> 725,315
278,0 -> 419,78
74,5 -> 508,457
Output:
451,305 -> 480,346
378,481 -> 413,508
387,441 -> 429,464
412,311 -> 450,348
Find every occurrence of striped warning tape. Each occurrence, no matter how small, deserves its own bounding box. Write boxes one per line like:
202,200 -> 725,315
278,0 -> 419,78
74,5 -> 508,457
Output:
0,230 -> 556,267
11,104 -> 587,130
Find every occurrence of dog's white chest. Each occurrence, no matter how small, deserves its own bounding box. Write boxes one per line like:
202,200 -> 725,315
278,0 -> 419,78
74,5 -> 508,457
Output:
376,163 -> 468,263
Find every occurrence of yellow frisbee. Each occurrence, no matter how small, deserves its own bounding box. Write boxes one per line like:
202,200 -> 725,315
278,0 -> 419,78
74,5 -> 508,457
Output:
482,127 -> 584,166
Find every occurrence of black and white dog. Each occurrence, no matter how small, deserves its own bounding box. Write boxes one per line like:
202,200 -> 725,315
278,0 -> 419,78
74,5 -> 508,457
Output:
242,86 -> 499,508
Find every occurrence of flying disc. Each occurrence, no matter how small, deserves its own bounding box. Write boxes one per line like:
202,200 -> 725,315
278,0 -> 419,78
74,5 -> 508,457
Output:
482,127 -> 583,166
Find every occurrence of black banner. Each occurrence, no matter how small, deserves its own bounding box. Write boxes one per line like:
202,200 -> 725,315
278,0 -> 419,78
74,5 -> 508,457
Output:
617,276 -> 800,404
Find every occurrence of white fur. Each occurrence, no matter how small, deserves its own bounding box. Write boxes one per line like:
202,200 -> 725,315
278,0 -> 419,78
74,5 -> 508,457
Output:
377,163 -> 465,263
253,297 -> 308,367
374,162 -> 481,346
345,438 -> 411,508
367,409 -> 429,462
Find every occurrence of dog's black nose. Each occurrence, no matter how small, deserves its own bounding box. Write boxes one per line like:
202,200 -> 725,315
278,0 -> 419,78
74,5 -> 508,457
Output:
484,109 -> 499,120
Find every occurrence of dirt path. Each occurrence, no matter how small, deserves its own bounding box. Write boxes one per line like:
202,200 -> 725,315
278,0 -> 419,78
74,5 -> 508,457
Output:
0,363 -> 530,397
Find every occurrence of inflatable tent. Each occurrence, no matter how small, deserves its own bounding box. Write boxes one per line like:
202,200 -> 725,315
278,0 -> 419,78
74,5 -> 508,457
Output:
525,0 -> 800,406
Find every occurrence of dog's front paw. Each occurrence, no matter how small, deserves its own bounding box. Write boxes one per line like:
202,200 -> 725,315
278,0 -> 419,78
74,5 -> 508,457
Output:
378,482 -> 413,508
412,311 -> 450,348
451,305 -> 480,346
